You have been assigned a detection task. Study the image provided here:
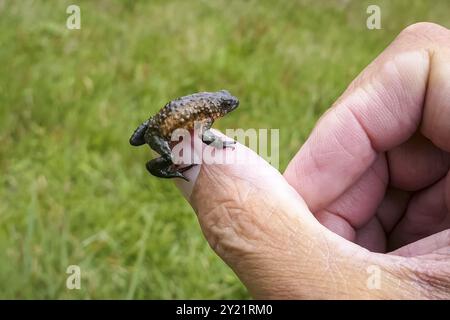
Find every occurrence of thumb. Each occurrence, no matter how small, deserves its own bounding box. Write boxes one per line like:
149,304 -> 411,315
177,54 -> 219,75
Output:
173,131 -> 382,298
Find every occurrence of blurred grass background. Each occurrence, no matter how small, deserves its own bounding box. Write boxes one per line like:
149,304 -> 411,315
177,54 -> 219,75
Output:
0,0 -> 448,299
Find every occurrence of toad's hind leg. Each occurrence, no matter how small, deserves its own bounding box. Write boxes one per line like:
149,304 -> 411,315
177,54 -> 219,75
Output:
129,120 -> 149,146
146,157 -> 192,181
148,134 -> 172,160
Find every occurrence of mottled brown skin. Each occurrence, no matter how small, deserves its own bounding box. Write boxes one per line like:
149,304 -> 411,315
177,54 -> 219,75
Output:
130,90 -> 239,181
147,92 -> 231,139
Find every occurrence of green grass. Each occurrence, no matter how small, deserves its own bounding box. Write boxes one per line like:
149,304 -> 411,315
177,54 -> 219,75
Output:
0,0 -> 448,299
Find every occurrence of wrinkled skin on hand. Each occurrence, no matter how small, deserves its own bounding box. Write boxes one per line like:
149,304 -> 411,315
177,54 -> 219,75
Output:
176,23 -> 450,299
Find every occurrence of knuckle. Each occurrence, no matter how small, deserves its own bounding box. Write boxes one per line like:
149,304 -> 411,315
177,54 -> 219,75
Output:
403,258 -> 450,298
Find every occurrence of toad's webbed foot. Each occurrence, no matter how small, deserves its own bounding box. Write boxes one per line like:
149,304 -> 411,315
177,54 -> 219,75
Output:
146,157 -> 196,181
201,130 -> 236,149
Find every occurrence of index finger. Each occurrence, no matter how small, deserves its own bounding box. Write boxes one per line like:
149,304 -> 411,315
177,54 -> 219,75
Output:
284,22 -> 450,212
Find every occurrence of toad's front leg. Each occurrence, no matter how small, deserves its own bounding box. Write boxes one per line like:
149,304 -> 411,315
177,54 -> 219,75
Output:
198,119 -> 236,149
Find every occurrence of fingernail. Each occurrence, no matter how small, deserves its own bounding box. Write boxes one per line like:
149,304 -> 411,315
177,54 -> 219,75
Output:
173,129 -> 233,200
175,164 -> 200,200
173,131 -> 204,200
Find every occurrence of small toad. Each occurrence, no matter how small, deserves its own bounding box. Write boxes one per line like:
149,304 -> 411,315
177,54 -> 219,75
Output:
129,90 -> 239,181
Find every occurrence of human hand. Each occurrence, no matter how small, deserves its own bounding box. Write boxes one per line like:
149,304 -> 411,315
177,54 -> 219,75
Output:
176,23 -> 450,299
